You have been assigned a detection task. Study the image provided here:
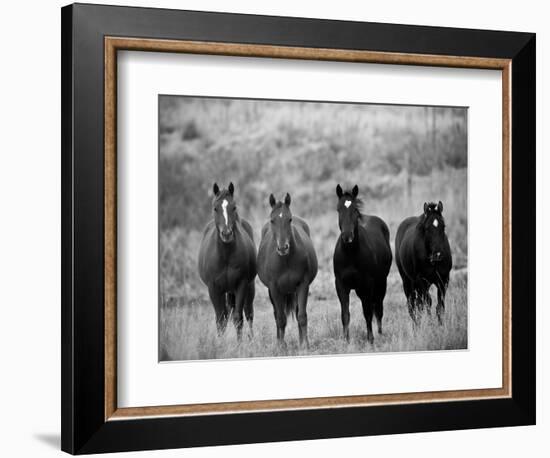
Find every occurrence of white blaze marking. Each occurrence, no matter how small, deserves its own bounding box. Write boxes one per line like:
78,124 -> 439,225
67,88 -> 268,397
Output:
344,200 -> 352,208
279,212 -> 283,218
221,199 -> 229,225
433,219 -> 439,227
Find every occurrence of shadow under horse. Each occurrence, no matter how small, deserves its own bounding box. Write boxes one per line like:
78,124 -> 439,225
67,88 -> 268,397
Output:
257,193 -> 318,347
198,182 -> 257,339
333,184 -> 393,344
395,201 -> 452,325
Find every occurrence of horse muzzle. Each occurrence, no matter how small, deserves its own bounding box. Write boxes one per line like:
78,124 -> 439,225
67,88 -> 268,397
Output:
341,233 -> 354,244
276,243 -> 290,256
220,229 -> 234,243
429,251 -> 443,263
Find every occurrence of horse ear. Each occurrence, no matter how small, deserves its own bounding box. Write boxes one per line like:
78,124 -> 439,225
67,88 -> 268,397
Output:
228,182 -> 234,196
423,202 -> 428,214
336,184 -> 343,199
352,185 -> 359,197
437,201 -> 443,213
269,194 -> 276,208
213,183 -> 220,196
284,193 -> 291,206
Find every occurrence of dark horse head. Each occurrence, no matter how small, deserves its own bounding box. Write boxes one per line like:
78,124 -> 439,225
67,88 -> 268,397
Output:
419,201 -> 447,264
335,184 -> 362,244
212,182 -> 238,243
268,193 -> 292,256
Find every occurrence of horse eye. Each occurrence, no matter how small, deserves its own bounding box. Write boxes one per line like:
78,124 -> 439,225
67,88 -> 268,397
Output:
289,217 -> 293,222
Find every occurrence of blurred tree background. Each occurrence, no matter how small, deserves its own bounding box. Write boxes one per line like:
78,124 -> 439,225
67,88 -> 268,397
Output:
159,96 -> 467,304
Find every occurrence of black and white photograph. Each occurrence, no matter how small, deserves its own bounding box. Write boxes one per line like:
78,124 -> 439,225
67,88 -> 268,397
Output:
159,96 -> 468,361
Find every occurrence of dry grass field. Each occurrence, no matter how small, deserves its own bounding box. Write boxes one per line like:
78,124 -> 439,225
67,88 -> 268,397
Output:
159,97 -> 468,361
160,269 -> 467,361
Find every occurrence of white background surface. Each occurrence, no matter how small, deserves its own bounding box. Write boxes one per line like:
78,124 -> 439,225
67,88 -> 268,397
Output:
0,0 -> 545,457
118,51 -> 502,407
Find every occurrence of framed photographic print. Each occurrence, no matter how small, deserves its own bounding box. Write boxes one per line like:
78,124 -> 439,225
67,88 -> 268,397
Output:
61,3 -> 536,454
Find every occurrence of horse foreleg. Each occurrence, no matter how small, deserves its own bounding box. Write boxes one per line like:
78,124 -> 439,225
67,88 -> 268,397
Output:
208,286 -> 228,335
226,292 -> 235,314
414,285 -> 430,324
436,278 -> 448,325
403,278 -> 417,326
270,288 -> 287,346
374,278 -> 387,335
422,288 -> 432,317
408,292 -> 418,326
412,279 -> 429,323
296,283 -> 309,348
335,278 -> 351,342
232,283 -> 247,341
416,288 -> 425,312
244,281 -> 255,338
358,289 -> 374,344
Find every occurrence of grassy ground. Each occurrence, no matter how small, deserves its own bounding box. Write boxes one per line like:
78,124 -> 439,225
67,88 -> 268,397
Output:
159,268 -> 467,361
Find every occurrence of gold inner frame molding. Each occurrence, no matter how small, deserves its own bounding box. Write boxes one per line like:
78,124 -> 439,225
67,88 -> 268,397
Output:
104,36 -> 512,421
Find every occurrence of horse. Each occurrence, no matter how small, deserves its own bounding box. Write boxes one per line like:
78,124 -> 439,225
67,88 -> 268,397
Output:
197,182 -> 257,339
395,201 -> 452,325
257,193 -> 318,346
333,184 -> 393,344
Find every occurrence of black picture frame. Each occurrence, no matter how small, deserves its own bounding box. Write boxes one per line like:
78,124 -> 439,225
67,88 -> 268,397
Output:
61,3 -> 535,454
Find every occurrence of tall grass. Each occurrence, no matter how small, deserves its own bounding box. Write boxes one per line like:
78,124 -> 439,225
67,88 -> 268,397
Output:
160,270 -> 467,361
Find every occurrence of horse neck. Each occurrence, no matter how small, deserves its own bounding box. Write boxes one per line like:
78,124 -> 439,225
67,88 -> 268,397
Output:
414,219 -> 428,244
288,224 -> 299,256
342,223 -> 361,252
